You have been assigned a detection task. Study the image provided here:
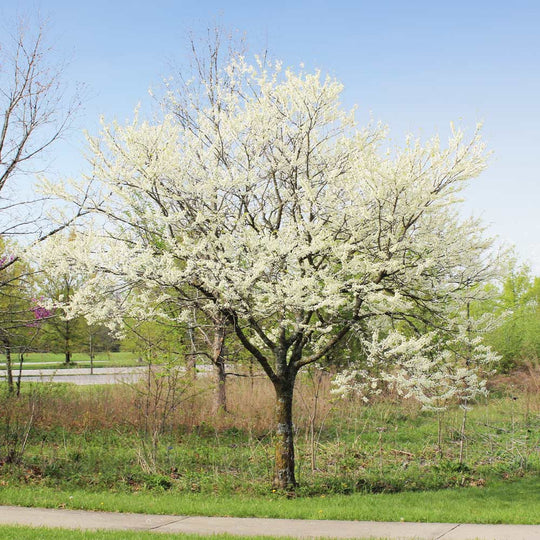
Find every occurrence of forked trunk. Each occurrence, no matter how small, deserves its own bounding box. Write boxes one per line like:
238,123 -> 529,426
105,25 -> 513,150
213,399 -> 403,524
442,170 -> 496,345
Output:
273,377 -> 297,490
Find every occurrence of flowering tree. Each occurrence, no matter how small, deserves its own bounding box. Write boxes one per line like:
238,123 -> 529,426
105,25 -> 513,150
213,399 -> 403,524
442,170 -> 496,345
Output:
41,57 -> 498,489
332,314 -> 499,454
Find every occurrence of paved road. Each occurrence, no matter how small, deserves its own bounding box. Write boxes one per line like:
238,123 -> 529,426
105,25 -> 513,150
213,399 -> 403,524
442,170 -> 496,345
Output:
0,506 -> 539,539
0,366 -> 148,385
0,364 -> 217,385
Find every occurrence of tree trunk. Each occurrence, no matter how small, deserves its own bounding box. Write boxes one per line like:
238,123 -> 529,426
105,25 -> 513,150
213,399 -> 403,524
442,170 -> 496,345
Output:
187,324 -> 197,380
459,405 -> 468,465
212,324 -> 227,414
213,360 -> 227,413
89,332 -> 94,375
273,376 -> 297,490
16,352 -> 25,397
5,343 -> 14,394
64,320 -> 72,365
186,354 -> 197,380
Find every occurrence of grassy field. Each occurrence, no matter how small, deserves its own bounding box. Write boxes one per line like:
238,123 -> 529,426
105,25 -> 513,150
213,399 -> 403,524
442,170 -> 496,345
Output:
0,351 -> 140,370
0,368 -> 538,524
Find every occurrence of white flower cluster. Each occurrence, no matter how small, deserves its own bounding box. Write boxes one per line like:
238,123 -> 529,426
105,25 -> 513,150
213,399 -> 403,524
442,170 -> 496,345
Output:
331,319 -> 499,411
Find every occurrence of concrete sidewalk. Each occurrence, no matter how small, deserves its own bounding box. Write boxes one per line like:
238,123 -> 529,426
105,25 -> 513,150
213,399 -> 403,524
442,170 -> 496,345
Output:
0,506 -> 539,539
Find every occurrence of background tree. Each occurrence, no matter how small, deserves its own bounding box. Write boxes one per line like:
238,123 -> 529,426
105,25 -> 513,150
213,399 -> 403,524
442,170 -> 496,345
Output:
0,238 -> 45,393
119,297 -> 231,411
121,317 -> 184,365
85,322 -> 119,354
187,309 -> 230,413
0,17 -> 82,241
332,305 -> 499,459
41,58 -> 499,490
482,264 -> 540,372
37,272 -> 86,365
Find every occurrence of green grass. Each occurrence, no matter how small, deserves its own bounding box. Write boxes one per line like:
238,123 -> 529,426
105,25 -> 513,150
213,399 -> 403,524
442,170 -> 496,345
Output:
0,351 -> 140,370
0,526 -> 335,540
0,476 -> 538,524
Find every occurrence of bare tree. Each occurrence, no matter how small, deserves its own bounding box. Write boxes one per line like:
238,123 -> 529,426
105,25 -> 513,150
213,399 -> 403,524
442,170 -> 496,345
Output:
0,17 -> 83,266
0,17 -> 83,389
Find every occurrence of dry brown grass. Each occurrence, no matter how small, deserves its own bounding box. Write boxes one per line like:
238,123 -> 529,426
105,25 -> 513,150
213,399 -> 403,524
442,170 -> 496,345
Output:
488,362 -> 540,395
4,364 -> 539,438
6,370 -> 336,436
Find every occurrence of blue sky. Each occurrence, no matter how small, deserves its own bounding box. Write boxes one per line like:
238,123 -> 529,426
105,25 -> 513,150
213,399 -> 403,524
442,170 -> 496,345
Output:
3,0 -> 540,272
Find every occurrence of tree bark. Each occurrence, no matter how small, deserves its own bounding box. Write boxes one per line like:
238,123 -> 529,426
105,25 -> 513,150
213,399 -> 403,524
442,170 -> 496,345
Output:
64,319 -> 72,365
187,324 -> 198,380
16,352 -> 25,397
273,375 -> 297,490
5,343 -> 14,394
213,359 -> 227,413
212,324 -> 227,414
186,354 -> 197,380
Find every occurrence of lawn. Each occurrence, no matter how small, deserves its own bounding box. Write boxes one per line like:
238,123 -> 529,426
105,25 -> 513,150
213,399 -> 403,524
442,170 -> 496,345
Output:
0,476 -> 538,524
